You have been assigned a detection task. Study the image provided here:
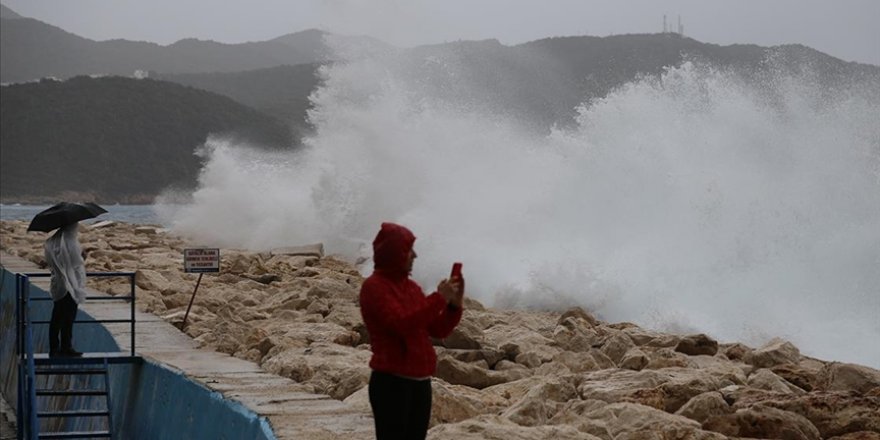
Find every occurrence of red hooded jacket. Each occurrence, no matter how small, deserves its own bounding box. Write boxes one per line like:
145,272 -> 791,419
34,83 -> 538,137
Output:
359,223 -> 463,377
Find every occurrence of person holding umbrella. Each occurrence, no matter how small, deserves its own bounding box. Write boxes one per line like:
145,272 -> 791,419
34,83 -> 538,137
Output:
29,202 -> 107,357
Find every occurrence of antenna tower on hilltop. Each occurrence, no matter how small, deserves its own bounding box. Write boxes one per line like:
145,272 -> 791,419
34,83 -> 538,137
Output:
662,14 -> 685,36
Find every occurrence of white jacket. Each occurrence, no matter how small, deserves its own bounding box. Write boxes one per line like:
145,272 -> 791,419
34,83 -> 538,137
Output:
44,223 -> 88,304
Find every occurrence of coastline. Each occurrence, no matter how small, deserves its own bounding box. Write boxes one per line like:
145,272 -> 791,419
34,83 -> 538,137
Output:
1,219 -> 878,438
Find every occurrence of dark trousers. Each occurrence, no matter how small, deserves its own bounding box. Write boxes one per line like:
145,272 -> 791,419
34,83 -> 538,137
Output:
368,371 -> 432,440
49,293 -> 78,352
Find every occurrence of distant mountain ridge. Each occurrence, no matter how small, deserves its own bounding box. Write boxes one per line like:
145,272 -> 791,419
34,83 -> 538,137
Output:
0,76 -> 294,202
0,9 -> 343,83
0,3 -> 21,19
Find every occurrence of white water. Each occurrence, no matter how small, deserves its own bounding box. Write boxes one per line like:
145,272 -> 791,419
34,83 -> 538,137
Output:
158,49 -> 880,367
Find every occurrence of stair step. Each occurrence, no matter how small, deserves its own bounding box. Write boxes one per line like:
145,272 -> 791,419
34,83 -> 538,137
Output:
38,431 -> 111,439
35,368 -> 107,375
36,389 -> 107,396
38,410 -> 110,418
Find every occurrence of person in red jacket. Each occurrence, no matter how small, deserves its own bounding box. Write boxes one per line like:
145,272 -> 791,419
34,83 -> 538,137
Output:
360,222 -> 464,440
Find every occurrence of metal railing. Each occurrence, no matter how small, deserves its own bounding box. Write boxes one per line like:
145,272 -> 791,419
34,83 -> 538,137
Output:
15,271 -> 136,440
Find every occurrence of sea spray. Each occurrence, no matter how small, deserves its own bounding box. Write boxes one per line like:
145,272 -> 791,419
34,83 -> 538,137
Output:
159,52 -> 880,367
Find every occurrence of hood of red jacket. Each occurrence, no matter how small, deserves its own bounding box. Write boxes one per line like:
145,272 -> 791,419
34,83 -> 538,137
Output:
372,222 -> 415,277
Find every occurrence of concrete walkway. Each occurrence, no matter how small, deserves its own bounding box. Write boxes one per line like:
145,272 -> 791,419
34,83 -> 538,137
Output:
0,252 -> 374,440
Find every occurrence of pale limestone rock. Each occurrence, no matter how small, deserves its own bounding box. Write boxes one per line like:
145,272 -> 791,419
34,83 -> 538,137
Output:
135,268 -> 170,292
619,348 -> 649,371
827,432 -> 880,440
644,347 -> 690,369
439,348 -> 504,368
441,317 -> 484,349
515,351 -> 543,368
674,333 -> 719,356
674,391 -> 732,423
771,363 -> 820,392
733,391 -> 880,438
574,402 -> 726,440
278,322 -> 359,346
685,355 -> 749,385
501,377 -> 577,426
600,330 -> 635,365
483,324 -> 558,360
1,220 -> 876,439
261,343 -> 371,399
819,362 -> 880,394
304,277 -> 357,301
432,379 -> 508,427
552,350 -> 615,374
721,342 -> 753,361
494,360 -> 528,371
702,404 -> 821,440
483,376 -> 559,406
557,306 -> 600,327
621,327 -> 668,346
427,415 -> 595,440
745,338 -> 801,368
748,368 -> 806,394
435,355 -> 530,389
578,368 -> 729,413
547,399 -> 607,425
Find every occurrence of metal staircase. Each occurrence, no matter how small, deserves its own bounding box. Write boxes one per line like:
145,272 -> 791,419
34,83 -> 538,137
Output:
33,357 -> 113,439
15,272 -> 139,440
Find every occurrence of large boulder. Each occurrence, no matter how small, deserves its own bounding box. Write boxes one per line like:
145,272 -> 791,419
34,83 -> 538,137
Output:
440,316 -> 484,349
427,415 -> 596,440
674,391 -> 732,424
435,356 -> 530,389
702,404 -> 821,440
748,368 -> 807,394
578,368 -> 732,413
552,350 -> 615,373
573,402 -> 726,440
600,330 -> 636,365
674,334 -> 719,356
744,338 -> 801,368
135,269 -> 170,292
771,363 -> 821,392
557,306 -> 600,327
643,347 -> 690,369
619,348 -> 650,371
819,363 -> 880,394
261,343 -> 371,399
438,348 -> 504,368
501,377 -> 578,426
430,379 -> 507,427
827,433 -> 880,440
736,392 -> 880,438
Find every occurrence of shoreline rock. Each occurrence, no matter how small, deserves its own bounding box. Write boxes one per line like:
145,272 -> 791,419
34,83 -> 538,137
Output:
2,220 -> 878,439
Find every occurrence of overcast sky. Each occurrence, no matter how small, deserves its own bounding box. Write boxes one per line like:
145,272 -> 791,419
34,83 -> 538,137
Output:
4,0 -> 879,65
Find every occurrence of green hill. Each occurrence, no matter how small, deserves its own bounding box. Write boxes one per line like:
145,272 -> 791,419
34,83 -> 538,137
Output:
0,76 -> 295,203
155,63 -> 322,136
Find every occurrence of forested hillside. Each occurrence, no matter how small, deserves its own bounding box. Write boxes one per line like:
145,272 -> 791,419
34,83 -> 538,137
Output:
0,76 -> 295,202
156,63 -> 322,135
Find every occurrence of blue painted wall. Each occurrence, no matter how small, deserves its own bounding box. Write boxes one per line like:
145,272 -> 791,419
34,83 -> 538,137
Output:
0,267 -> 277,439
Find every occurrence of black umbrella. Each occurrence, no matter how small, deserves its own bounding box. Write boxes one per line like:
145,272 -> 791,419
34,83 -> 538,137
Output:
27,202 -> 108,232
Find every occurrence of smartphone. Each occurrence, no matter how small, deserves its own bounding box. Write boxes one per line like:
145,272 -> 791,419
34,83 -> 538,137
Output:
450,262 -> 463,279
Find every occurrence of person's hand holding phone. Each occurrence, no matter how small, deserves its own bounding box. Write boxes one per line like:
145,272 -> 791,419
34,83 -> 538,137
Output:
449,262 -> 465,308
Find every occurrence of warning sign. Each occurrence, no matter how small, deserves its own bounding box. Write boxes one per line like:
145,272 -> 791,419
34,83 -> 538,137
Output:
184,248 -> 220,273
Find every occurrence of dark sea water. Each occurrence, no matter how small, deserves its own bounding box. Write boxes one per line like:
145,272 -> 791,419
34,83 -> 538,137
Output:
0,204 -> 162,225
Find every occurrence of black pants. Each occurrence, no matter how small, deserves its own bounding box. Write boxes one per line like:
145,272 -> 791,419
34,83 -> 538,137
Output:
49,293 -> 78,353
368,371 -> 432,440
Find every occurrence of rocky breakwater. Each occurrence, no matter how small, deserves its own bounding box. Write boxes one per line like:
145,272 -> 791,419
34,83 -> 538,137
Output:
2,220 -> 879,439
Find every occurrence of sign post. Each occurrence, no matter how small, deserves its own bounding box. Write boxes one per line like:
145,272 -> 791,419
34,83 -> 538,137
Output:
181,248 -> 220,329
